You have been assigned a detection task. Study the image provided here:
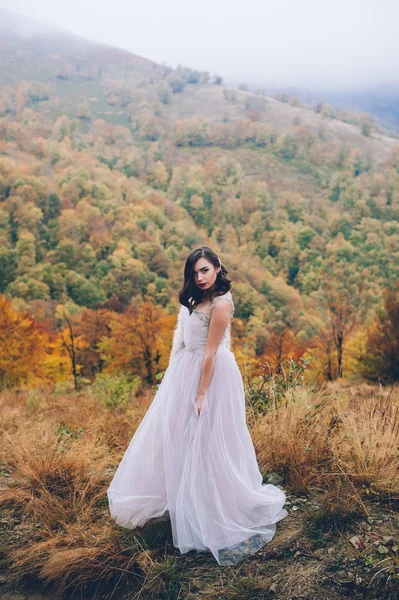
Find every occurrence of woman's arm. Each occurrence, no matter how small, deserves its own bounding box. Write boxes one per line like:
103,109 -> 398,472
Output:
169,305 -> 185,361
195,298 -> 232,414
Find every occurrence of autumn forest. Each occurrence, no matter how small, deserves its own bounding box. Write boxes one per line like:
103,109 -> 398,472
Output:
1,15 -> 399,393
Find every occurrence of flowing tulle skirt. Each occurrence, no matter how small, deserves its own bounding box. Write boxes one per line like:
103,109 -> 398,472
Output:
107,346 -> 288,566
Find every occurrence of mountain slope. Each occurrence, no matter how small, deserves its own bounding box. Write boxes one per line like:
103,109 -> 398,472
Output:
0,7 -> 169,85
1,7 -> 398,164
1,9 -> 399,383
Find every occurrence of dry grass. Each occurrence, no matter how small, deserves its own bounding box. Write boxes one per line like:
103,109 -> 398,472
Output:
329,389 -> 399,496
0,382 -> 398,598
0,387 -> 161,598
279,560 -> 326,598
251,386 -> 335,494
252,383 -> 399,508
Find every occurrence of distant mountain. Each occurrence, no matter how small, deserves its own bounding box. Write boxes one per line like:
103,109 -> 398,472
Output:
241,81 -> 399,135
0,8 -> 398,168
0,8 -> 398,160
310,85 -> 399,134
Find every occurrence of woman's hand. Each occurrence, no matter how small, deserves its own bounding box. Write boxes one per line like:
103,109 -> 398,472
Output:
195,394 -> 204,416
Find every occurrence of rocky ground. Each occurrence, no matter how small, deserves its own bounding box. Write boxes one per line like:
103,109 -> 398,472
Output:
1,473 -> 398,600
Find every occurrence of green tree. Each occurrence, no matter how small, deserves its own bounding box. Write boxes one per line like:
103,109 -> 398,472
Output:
359,284 -> 399,382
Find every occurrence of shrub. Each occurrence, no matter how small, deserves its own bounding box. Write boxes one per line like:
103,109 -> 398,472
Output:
244,356 -> 314,421
91,372 -> 141,408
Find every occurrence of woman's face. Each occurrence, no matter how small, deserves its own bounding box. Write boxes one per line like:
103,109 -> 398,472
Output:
192,257 -> 218,292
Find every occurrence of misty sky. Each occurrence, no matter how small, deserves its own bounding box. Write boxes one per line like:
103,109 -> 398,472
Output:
1,0 -> 398,91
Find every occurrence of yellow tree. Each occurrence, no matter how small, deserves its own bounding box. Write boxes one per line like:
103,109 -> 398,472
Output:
77,308 -> 114,380
102,299 -> 173,385
0,294 -> 48,389
59,310 -> 88,391
50,306 -> 88,390
316,268 -> 370,379
305,306 -> 336,381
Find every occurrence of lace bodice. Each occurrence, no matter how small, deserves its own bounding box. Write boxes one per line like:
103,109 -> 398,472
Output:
170,291 -> 235,359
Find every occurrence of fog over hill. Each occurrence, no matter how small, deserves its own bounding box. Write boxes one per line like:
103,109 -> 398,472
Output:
240,80 -> 399,136
0,8 -> 398,170
2,4 -> 399,134
0,7 -> 170,86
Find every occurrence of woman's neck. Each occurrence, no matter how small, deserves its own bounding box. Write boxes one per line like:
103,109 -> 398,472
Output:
202,283 -> 217,301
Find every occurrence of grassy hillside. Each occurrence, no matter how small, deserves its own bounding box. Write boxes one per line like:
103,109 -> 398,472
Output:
0,8 -> 168,84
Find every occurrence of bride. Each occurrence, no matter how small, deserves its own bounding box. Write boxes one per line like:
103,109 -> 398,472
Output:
107,245 -> 288,566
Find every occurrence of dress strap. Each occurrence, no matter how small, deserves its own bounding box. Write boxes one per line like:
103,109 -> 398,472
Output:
210,293 -> 235,320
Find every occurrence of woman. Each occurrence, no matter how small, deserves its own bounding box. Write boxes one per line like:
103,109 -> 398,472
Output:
107,245 -> 288,566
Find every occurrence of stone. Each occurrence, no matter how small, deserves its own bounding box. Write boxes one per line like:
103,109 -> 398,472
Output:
383,536 -> 394,544
266,473 -> 284,486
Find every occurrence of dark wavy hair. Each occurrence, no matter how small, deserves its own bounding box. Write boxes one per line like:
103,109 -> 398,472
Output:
179,245 -> 232,314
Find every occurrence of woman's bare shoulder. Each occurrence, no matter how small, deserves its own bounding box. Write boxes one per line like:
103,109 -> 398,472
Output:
210,291 -> 235,319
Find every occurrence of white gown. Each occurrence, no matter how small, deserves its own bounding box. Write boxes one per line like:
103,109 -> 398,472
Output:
107,291 -> 288,566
